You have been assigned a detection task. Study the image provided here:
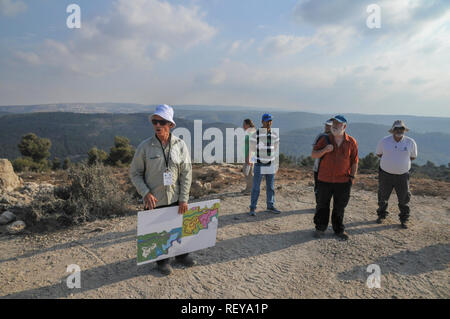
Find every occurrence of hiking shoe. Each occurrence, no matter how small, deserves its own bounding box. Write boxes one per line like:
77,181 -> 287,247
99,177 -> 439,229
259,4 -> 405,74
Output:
335,231 -> 349,241
249,209 -> 256,217
376,216 -> 386,224
267,207 -> 281,214
400,221 -> 409,229
157,262 -> 173,275
313,230 -> 325,239
175,254 -> 196,267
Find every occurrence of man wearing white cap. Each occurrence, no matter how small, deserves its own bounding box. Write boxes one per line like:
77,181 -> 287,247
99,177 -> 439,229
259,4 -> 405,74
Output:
130,104 -> 193,275
376,120 -> 418,229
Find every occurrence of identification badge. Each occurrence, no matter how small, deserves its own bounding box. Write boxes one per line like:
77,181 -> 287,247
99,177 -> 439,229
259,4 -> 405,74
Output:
163,171 -> 173,186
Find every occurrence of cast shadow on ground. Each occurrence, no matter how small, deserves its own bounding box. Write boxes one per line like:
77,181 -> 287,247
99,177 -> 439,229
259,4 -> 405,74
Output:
218,208 -> 315,227
0,229 -> 136,264
337,243 -> 450,282
0,208 -> 315,264
3,220 -> 399,299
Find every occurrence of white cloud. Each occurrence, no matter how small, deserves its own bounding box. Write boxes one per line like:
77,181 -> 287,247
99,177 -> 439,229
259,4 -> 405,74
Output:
14,51 -> 40,65
259,35 -> 312,57
313,26 -> 357,54
258,25 -> 356,57
200,59 -> 338,89
16,0 -> 216,76
287,0 -> 450,107
228,39 -> 255,54
0,0 -> 27,17
294,0 -> 450,35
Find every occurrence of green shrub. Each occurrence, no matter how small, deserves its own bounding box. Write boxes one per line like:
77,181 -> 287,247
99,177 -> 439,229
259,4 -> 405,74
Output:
88,147 -> 108,165
27,162 -> 132,227
107,136 -> 135,166
52,157 -> 61,170
300,156 -> 315,167
359,153 -> 380,172
13,157 -> 49,172
18,133 -> 51,162
63,157 -> 71,170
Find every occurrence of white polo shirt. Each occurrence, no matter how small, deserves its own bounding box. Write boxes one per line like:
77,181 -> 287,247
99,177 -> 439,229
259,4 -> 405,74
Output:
376,135 -> 418,175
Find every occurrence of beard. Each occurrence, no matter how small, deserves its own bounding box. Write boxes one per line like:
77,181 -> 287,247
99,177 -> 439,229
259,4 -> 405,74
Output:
331,126 -> 345,136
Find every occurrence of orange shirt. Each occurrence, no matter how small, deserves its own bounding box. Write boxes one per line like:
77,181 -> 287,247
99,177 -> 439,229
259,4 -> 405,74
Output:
314,132 -> 359,183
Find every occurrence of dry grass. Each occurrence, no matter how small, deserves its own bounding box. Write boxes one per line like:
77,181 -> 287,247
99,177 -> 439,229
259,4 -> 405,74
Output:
23,163 -> 132,230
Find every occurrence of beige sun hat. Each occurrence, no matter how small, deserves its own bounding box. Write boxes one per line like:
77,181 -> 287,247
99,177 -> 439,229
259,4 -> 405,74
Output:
389,120 -> 409,133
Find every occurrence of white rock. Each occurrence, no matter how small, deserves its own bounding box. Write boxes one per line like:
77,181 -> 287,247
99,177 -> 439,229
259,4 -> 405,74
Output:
0,159 -> 22,192
7,220 -> 26,234
0,210 -> 16,225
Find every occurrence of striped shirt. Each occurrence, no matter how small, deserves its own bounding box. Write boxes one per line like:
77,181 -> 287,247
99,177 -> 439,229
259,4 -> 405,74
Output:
249,128 -> 280,165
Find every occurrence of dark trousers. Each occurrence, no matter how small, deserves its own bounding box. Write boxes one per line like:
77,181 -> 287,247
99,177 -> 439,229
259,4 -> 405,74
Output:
314,171 -> 319,203
314,181 -> 352,234
145,201 -> 191,266
377,169 -> 411,222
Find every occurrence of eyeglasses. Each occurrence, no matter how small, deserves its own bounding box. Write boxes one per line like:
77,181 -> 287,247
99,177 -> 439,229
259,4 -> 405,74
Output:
151,119 -> 169,126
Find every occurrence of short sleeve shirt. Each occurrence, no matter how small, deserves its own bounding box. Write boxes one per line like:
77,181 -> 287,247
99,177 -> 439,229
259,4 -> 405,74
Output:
313,133 -> 327,172
376,135 -> 418,175
313,133 -> 359,183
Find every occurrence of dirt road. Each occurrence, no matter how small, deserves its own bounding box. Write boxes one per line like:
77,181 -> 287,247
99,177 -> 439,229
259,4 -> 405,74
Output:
0,179 -> 449,298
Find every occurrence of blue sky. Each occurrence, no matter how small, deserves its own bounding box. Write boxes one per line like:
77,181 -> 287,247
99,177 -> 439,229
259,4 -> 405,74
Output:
0,0 -> 449,116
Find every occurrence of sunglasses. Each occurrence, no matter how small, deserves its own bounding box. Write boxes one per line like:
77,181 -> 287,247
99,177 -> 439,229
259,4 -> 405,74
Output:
151,119 -> 169,126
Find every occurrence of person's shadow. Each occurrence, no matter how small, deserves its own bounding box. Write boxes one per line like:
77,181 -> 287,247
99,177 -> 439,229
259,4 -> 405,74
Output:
3,226 -> 317,298
3,216 -> 402,298
337,243 -> 450,282
3,201 -> 415,299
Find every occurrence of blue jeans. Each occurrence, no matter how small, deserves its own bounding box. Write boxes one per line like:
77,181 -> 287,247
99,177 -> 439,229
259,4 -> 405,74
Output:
250,163 -> 275,210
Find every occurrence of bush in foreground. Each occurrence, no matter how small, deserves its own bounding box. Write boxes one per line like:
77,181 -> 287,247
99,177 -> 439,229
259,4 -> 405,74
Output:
26,162 -> 132,228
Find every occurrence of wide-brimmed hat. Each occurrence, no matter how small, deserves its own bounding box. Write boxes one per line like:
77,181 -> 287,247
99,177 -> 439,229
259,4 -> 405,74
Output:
149,104 -> 176,127
389,120 -> 409,133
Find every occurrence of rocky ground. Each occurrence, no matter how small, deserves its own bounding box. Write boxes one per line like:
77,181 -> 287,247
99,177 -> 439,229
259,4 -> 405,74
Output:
0,165 -> 449,299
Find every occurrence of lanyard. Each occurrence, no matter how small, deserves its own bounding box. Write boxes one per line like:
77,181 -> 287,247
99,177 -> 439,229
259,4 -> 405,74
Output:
157,133 -> 171,170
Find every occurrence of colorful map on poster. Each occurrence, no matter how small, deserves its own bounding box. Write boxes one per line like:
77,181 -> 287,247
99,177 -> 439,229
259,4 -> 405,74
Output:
182,204 -> 219,237
137,200 -> 220,265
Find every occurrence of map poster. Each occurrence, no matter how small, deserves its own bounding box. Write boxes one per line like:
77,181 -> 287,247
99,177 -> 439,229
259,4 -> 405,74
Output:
137,199 -> 220,266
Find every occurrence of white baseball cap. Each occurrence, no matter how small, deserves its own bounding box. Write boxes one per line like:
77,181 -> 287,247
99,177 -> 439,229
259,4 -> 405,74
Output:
150,104 -> 176,127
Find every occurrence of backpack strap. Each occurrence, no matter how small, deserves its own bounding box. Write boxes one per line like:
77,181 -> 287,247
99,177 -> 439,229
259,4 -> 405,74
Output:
317,133 -> 332,173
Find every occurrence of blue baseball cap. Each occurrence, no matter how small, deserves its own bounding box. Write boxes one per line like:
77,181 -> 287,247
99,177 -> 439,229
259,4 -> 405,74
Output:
262,113 -> 273,122
331,115 -> 347,123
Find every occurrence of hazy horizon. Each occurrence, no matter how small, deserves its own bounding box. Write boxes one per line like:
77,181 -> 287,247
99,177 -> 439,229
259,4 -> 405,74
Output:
0,102 -> 449,119
1,1 -> 449,116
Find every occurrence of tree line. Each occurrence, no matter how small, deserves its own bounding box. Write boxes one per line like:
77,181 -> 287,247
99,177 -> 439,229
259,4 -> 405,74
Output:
279,152 -> 450,182
12,133 -> 135,172
11,132 -> 450,182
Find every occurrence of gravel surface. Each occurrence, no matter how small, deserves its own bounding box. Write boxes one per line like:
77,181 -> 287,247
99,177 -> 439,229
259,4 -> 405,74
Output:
0,177 -> 449,299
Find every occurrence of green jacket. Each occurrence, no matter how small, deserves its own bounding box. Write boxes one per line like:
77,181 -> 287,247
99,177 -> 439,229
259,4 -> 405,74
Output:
129,134 -> 192,207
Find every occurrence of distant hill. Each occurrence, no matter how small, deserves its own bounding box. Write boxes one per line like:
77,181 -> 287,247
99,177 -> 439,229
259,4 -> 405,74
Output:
282,123 -> 450,166
0,112 -> 448,165
0,113 -> 236,162
0,103 -> 151,114
175,109 -> 450,135
1,103 -> 449,134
